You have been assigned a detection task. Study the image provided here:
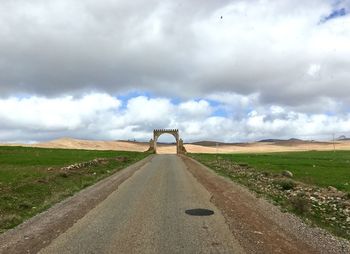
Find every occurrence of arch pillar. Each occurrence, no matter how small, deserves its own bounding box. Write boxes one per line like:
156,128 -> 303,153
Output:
150,129 -> 185,154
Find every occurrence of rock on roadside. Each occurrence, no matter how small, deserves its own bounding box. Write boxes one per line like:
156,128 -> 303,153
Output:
282,170 -> 293,178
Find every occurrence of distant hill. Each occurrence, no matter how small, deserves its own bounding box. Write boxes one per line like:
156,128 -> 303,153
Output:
190,141 -> 227,147
288,138 -> 303,141
32,137 -> 148,151
2,137 -> 350,154
190,141 -> 245,147
337,135 -> 350,141
192,139 -> 309,146
258,139 -> 284,142
258,138 -> 302,142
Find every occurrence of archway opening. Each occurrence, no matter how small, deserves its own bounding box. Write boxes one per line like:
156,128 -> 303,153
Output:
155,133 -> 177,154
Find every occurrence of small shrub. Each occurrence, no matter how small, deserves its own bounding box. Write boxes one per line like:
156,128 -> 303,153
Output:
0,214 -> 22,229
273,179 -> 296,190
289,194 -> 310,214
18,201 -> 32,209
344,192 -> 350,200
115,156 -> 129,163
58,172 -> 69,178
261,171 -> 271,177
82,181 -> 92,188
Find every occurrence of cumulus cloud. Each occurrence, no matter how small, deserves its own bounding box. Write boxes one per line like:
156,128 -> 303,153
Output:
0,1 -> 349,142
1,93 -> 349,143
0,1 -> 349,107
0,93 -> 121,142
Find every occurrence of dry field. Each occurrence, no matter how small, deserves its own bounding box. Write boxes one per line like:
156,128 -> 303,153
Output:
2,137 -> 350,153
185,140 -> 350,153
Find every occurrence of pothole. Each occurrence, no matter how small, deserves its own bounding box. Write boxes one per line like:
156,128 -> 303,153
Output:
185,208 -> 214,216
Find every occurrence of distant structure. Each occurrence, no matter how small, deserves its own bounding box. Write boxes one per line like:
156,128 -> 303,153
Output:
149,129 -> 186,154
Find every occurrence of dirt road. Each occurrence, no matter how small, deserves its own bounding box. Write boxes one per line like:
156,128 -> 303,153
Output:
39,155 -> 244,253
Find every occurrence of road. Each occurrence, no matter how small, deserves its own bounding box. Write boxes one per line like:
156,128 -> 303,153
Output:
39,155 -> 244,254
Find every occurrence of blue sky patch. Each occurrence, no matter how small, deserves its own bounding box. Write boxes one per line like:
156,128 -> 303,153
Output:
320,8 -> 347,23
212,107 -> 228,117
206,99 -> 229,117
206,99 -> 221,108
117,90 -> 155,110
117,90 -> 154,101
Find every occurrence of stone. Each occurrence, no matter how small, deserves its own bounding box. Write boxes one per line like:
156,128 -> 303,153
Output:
328,186 -> 337,192
310,196 -> 317,202
282,170 -> 293,178
151,129 -> 186,154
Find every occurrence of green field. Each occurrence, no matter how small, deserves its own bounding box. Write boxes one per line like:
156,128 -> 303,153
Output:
190,150 -> 350,239
191,150 -> 350,191
0,146 -> 149,233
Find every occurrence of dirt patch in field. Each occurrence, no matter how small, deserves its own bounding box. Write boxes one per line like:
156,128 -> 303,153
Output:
181,155 -> 350,254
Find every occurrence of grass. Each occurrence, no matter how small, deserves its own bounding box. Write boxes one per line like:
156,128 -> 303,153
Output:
273,179 -> 296,190
189,150 -> 350,239
190,150 -> 350,191
0,146 -> 149,233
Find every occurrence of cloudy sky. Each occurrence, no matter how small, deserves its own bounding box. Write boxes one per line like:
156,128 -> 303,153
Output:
1,0 -> 350,143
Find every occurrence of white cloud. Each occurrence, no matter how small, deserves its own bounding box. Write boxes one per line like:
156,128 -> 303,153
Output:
0,93 -> 121,141
0,1 -> 349,143
178,100 -> 212,119
307,64 -> 321,77
123,96 -> 174,125
0,0 -> 349,111
1,93 -> 350,143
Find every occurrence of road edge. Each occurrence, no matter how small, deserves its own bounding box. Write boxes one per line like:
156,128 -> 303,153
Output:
181,155 -> 350,254
0,155 -> 154,254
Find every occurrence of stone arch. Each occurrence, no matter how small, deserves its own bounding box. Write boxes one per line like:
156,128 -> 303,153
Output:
149,129 -> 186,154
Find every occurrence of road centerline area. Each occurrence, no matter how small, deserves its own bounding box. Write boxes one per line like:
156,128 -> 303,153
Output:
39,155 -> 243,254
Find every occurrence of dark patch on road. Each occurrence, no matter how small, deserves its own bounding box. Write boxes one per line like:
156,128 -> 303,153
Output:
185,208 -> 214,216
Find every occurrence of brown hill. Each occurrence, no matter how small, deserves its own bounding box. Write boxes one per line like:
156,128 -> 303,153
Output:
32,138 -> 149,152
2,137 -> 350,154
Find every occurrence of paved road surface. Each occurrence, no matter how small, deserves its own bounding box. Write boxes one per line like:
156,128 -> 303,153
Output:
40,155 -> 243,254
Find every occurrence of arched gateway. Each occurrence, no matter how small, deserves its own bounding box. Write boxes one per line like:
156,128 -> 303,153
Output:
148,129 -> 186,154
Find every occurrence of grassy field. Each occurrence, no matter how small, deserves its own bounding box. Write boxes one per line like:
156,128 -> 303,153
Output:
191,150 -> 350,191
190,150 -> 350,239
0,146 -> 149,233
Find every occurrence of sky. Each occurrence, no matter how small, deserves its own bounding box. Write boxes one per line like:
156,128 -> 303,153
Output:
0,0 -> 350,143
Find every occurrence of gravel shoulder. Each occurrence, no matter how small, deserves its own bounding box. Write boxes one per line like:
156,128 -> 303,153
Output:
0,155 -> 153,254
182,155 -> 350,254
